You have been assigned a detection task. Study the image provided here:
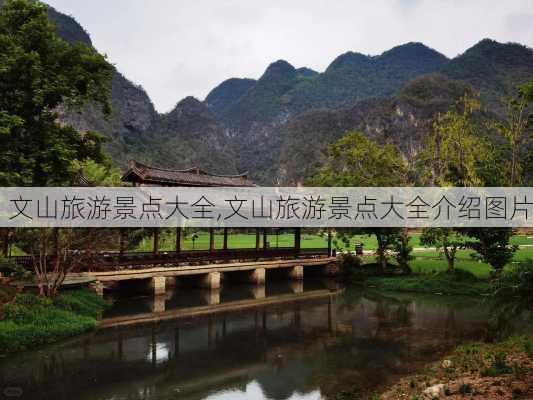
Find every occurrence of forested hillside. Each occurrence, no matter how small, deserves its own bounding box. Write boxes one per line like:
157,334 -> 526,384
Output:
33,3 -> 533,184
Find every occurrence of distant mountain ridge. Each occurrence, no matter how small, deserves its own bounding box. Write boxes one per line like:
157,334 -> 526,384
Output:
16,2 -> 533,183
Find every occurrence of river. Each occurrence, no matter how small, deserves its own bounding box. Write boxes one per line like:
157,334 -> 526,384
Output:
0,278 -> 525,400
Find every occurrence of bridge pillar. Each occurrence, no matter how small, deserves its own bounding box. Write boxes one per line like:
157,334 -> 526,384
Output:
289,280 -> 304,294
323,262 -> 339,276
203,288 -> 220,305
288,265 -> 304,280
152,276 -> 166,295
90,281 -> 104,297
152,294 -> 166,313
200,272 -> 221,289
250,268 -> 266,285
252,285 -> 266,299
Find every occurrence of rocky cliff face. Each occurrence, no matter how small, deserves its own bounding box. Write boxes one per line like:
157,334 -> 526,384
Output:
47,5 -> 157,166
46,4 -> 237,173
277,75 -> 477,185
137,97 -> 239,174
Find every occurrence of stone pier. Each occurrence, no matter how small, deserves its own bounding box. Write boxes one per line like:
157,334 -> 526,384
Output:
289,280 -> 304,294
90,281 -> 104,297
200,272 -> 221,289
323,262 -> 339,276
151,295 -> 166,313
288,265 -> 304,280
152,276 -> 166,295
249,268 -> 266,285
203,288 -> 221,305
252,285 -> 266,299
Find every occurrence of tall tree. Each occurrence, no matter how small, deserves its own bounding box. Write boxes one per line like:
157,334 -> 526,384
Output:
493,81 -> 533,186
420,228 -> 465,273
309,132 -> 407,187
0,0 -> 113,186
417,95 -> 497,187
309,132 -> 409,272
417,95 -> 518,274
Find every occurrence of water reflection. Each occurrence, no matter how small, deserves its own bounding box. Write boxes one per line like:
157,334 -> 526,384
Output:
0,282 -> 504,400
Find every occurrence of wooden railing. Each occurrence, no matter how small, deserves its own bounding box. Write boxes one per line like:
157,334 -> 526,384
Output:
8,247 -> 331,271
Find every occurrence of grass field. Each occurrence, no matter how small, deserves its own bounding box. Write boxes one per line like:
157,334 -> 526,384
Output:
134,230 -> 533,251
133,230 -> 533,280
8,231 -> 533,279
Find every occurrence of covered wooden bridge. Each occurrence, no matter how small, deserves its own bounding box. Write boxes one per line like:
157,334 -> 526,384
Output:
8,161 -> 336,295
117,160 -> 334,261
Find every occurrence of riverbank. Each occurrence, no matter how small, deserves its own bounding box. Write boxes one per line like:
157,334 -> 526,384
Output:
0,289 -> 108,354
364,270 -> 491,296
379,335 -> 533,399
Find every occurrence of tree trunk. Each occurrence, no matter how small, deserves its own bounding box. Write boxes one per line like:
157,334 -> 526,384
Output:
400,229 -> 412,275
376,235 -> 387,273
1,228 -> 9,257
443,246 -> 455,273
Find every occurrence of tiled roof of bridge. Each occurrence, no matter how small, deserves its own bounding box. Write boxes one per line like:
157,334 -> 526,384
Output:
122,160 -> 255,187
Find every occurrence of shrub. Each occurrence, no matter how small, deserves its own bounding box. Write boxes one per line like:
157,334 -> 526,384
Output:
480,352 -> 512,377
337,252 -> 362,277
491,259 -> 533,312
0,290 -> 107,354
366,270 -> 489,296
1,259 -> 32,281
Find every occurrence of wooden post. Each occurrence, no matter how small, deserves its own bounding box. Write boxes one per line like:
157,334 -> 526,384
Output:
262,228 -> 267,251
153,228 -> 160,255
223,228 -> 228,250
119,228 -> 126,256
327,229 -> 332,257
175,227 -> 181,253
255,228 -> 261,251
209,228 -> 215,252
295,227 -> 301,255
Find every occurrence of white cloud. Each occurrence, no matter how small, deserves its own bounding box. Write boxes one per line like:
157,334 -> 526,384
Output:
46,0 -> 533,113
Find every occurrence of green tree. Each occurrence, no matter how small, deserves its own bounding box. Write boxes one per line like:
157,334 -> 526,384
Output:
15,228 -> 116,297
493,81 -> 533,186
462,228 -> 517,277
308,132 -> 407,187
417,96 -> 516,273
420,228 -> 465,273
309,132 -> 409,273
417,95 -> 497,187
70,159 -> 123,187
394,230 -> 414,274
0,0 -> 113,186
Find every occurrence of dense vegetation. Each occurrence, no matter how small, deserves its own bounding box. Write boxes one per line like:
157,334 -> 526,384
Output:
15,0 -> 533,184
0,290 -> 108,354
0,0 -> 113,186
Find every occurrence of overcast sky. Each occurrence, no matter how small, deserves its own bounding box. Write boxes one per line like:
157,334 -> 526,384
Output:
46,0 -> 533,113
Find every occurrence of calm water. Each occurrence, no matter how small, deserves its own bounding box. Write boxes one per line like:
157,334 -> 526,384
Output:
0,279 -> 526,400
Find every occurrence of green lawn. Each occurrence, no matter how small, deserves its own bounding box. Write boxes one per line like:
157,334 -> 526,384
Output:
132,230 -> 533,279
136,230 -> 332,252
